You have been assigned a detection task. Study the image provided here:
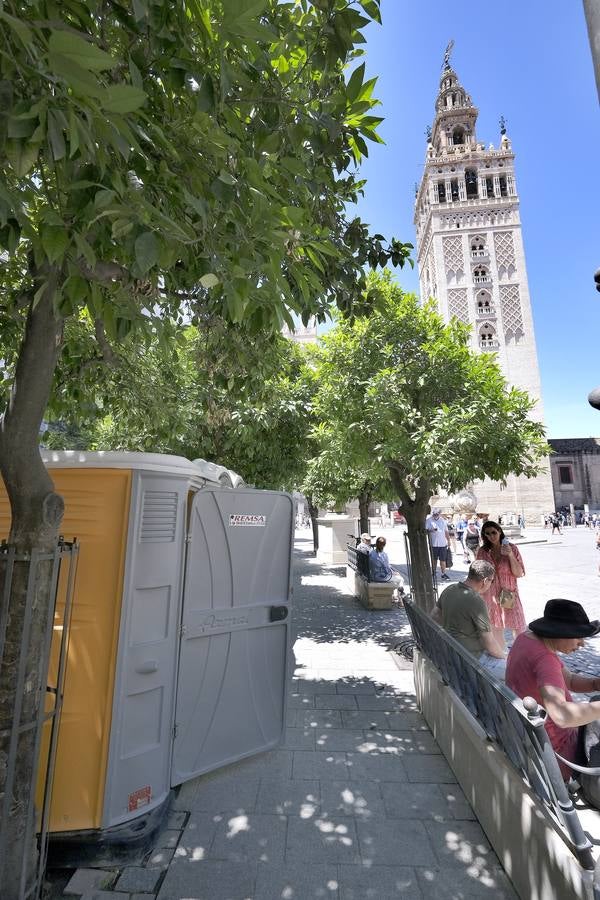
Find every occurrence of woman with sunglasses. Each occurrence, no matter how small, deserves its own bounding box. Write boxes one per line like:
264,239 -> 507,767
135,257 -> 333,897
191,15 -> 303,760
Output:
476,520 -> 526,651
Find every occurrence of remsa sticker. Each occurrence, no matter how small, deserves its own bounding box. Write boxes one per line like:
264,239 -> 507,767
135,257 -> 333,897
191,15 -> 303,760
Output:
128,786 -> 151,812
229,514 -> 267,526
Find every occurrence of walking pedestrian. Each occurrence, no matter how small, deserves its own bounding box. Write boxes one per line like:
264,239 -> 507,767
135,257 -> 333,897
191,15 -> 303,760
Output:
425,508 -> 450,581
476,520 -> 526,653
463,517 -> 480,563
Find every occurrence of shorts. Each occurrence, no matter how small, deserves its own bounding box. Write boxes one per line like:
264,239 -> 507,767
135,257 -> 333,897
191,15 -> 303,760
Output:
432,546 -> 447,562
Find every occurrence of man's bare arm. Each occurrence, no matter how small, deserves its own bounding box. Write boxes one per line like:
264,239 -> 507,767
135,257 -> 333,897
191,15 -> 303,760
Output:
479,629 -> 506,659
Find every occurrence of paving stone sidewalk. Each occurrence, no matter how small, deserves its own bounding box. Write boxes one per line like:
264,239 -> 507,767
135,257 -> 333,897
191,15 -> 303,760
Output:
56,533 -> 517,900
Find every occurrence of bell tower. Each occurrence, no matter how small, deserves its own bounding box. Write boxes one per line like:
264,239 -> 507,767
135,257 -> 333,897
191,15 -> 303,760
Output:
414,43 -> 554,522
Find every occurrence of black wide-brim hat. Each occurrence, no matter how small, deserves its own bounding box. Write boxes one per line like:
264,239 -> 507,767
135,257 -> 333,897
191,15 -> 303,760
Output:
529,599 -> 600,639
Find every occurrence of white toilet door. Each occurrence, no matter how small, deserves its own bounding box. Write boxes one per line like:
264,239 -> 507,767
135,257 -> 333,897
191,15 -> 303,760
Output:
171,487 -> 293,786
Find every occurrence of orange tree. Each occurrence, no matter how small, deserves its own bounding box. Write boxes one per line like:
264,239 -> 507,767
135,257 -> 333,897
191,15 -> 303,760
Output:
312,273 -> 549,610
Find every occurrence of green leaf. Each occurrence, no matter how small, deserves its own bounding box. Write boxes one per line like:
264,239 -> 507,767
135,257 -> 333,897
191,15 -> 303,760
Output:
199,273 -> 220,288
7,116 -> 36,139
135,231 -> 158,273
0,11 -> 32,47
68,108 -> 80,157
346,63 -> 365,103
132,0 -> 149,21
48,30 -> 117,72
41,226 -> 69,263
47,110 -> 66,160
94,189 -> 116,208
64,273 -> 88,304
6,139 -> 40,176
46,53 -> 104,97
73,232 -> 96,268
100,85 -> 147,114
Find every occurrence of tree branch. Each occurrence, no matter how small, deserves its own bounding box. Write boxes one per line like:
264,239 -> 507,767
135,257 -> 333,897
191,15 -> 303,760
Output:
94,318 -> 118,365
77,260 -> 131,282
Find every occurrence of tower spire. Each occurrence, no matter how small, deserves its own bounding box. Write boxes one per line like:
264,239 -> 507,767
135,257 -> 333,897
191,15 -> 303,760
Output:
442,39 -> 455,72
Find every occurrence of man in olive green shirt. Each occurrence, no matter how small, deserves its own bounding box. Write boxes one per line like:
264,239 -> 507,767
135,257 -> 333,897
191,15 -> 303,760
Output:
431,559 -> 507,679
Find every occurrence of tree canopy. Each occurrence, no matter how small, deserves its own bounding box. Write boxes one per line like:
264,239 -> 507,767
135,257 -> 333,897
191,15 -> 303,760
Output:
0,4 -> 414,895
312,271 -> 549,606
44,317 -> 315,490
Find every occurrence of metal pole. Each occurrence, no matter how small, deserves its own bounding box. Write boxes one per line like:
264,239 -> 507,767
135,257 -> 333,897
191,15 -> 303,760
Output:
583,0 -> 600,103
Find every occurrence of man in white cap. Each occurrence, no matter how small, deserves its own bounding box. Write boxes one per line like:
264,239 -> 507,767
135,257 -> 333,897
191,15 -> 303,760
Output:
357,533 -> 372,554
426,507 -> 450,581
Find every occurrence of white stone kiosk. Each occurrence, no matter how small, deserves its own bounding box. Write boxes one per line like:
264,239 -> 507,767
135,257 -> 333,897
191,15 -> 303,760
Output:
316,514 -> 354,564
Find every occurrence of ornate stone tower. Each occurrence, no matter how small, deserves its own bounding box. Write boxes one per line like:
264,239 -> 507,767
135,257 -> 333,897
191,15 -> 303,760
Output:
414,44 -> 554,523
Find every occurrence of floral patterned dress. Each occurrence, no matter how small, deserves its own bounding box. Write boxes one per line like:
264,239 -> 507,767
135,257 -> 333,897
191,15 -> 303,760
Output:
476,543 -> 526,631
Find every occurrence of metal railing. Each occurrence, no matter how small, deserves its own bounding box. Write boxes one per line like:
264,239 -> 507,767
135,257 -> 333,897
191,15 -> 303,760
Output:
0,539 -> 79,900
403,597 -> 599,885
346,543 -> 371,579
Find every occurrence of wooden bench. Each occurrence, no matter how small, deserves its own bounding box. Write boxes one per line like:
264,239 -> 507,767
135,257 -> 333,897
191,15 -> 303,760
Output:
404,597 -> 600,900
346,543 -> 395,610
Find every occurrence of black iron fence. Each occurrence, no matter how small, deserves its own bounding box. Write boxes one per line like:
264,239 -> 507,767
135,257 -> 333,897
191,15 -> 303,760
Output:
346,543 -> 370,579
404,597 -> 598,885
0,539 -> 79,900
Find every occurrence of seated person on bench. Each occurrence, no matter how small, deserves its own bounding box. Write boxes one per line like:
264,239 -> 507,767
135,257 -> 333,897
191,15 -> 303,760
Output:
357,533 -> 372,554
506,599 -> 600,780
369,536 -> 405,596
431,559 -> 507,679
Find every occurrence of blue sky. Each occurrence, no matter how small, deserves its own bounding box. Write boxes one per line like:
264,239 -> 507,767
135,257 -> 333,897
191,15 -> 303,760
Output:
346,1 -> 600,439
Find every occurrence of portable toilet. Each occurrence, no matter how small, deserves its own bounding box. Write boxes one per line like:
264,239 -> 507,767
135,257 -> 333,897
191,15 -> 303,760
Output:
0,451 -> 293,855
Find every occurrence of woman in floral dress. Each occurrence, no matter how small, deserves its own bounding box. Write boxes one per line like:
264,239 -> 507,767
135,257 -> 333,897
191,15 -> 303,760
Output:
476,520 -> 526,652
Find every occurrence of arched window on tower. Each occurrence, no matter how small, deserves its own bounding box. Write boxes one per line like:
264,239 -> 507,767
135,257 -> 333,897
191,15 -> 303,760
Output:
473,267 -> 490,284
499,175 -> 508,197
438,181 -> 446,202
476,290 -> 494,317
450,179 -> 459,201
478,322 -> 498,350
471,236 -> 486,258
452,126 -> 465,145
465,169 -> 478,198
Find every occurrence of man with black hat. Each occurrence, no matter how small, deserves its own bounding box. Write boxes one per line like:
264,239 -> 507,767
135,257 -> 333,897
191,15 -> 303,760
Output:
506,599 -> 600,779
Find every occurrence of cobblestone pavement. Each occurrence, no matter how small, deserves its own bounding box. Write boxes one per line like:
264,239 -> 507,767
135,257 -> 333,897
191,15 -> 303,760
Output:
53,530 -> 522,900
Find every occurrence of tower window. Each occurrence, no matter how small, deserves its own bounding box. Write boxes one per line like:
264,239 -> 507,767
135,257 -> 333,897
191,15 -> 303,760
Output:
499,176 -> 508,197
452,126 -> 465,145
451,179 -> 459,201
465,169 -> 478,198
438,181 -> 446,202
486,177 -> 494,197
478,323 -> 497,349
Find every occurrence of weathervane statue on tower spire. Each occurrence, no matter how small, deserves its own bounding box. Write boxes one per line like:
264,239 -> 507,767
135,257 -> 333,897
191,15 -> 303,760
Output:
442,39 -> 455,72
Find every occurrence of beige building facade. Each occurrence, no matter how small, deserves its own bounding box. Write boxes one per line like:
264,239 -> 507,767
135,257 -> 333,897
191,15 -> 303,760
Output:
414,49 -> 554,523
548,438 -> 600,512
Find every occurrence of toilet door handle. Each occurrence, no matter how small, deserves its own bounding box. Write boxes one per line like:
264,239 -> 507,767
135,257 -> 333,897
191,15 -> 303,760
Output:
136,660 -> 158,674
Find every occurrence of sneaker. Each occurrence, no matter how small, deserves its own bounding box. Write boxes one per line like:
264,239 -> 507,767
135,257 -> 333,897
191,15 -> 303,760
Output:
441,573 -> 450,581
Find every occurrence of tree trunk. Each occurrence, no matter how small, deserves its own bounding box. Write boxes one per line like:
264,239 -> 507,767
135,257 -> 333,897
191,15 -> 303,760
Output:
306,493 -> 319,555
358,490 -> 371,537
388,469 -> 435,612
0,283 -> 64,899
403,510 -> 436,612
